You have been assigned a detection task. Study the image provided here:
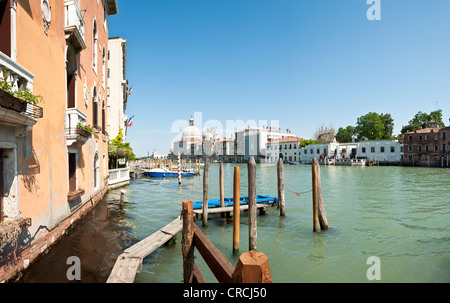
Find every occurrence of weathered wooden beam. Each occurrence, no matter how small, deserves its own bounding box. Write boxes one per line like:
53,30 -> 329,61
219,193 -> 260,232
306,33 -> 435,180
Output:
277,158 -> 285,216
182,200 -> 195,283
248,156 -> 257,251
312,158 -> 319,232
233,166 -> 240,255
313,159 -> 329,230
193,224 -> 234,283
193,262 -> 206,283
231,250 -> 272,283
202,158 -> 210,227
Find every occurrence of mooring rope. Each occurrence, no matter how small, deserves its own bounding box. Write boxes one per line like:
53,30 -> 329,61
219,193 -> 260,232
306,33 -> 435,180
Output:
286,189 -> 313,197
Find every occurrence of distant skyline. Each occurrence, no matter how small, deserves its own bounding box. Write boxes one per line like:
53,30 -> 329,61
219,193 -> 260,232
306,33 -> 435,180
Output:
108,0 -> 450,157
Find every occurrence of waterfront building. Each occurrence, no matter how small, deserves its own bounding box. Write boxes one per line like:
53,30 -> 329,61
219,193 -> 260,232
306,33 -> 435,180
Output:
301,140 -> 403,164
106,37 -> 130,189
107,37 -> 128,141
172,116 -> 203,158
235,126 -> 296,163
151,148 -> 168,160
403,120 -> 450,166
214,138 -> 236,162
265,137 -> 304,163
0,0 -> 118,282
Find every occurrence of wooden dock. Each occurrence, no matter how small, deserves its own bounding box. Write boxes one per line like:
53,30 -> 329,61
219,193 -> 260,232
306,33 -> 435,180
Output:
193,203 -> 271,217
107,216 -> 182,283
106,203 -> 273,283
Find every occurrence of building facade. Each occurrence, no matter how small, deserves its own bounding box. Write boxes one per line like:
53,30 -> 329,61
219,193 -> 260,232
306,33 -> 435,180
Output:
235,127 -> 295,163
265,137 -> 304,163
403,120 -> 450,166
301,140 -> 403,164
107,36 -> 128,141
0,0 -> 118,282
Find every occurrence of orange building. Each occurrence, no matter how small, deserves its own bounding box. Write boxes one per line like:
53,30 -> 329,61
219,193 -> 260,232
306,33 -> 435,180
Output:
0,0 -> 118,281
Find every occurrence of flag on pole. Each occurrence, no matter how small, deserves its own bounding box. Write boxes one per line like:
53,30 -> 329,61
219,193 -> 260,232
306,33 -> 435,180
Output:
127,115 -> 135,127
127,85 -> 133,96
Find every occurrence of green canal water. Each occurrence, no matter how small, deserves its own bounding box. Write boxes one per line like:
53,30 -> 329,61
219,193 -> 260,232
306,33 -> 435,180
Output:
112,164 -> 449,283
18,163 -> 449,283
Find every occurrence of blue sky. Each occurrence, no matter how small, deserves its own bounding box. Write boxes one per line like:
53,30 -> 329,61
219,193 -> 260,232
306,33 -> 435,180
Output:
108,0 -> 450,157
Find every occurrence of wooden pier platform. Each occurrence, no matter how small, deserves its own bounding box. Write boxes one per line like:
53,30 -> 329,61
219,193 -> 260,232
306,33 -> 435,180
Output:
107,203 -> 275,283
193,204 -> 270,218
107,216 -> 182,283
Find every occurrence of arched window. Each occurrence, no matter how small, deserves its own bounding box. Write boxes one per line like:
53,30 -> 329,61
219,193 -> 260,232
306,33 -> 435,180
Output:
102,47 -> 106,87
93,152 -> 99,189
92,86 -> 98,127
66,45 -> 77,108
93,19 -> 98,72
101,100 -> 105,133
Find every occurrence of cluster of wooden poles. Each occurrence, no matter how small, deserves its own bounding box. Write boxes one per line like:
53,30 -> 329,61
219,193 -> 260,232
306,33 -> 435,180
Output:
198,156 -> 329,255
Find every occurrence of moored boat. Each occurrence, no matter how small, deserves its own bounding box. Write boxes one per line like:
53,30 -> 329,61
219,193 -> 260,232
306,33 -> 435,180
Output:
143,167 -> 195,177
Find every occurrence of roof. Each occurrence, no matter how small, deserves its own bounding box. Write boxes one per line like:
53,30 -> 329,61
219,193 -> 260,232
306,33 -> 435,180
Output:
404,127 -> 441,134
269,137 -> 303,144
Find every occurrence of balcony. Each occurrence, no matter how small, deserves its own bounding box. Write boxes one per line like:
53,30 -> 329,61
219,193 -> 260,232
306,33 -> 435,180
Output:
65,108 -> 91,146
64,0 -> 86,52
0,51 -> 43,135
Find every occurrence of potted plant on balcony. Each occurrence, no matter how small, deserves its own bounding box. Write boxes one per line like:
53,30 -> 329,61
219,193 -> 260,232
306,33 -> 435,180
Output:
0,70 -> 44,113
76,122 -> 94,137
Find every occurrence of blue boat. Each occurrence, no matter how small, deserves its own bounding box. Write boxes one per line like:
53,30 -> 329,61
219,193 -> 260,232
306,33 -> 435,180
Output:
287,161 -> 300,165
143,168 -> 195,177
192,194 -> 278,210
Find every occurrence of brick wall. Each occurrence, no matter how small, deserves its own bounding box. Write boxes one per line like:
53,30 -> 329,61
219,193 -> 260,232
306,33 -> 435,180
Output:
0,186 -> 108,282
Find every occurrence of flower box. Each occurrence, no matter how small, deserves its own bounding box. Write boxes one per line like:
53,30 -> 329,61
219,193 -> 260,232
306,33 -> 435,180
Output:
0,89 -> 27,113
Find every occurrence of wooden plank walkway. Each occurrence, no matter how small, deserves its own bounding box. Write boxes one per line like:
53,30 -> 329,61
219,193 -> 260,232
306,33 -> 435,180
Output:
107,216 -> 182,283
107,203 -> 274,283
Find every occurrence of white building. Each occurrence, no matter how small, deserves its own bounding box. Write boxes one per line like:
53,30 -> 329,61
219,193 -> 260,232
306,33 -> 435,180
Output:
236,126 -> 296,162
266,137 -> 304,163
172,117 -> 203,157
300,140 -> 404,164
107,37 -> 128,141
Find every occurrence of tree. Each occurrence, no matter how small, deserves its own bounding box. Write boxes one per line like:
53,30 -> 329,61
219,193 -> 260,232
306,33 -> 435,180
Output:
380,113 -> 394,140
108,127 -> 135,169
400,109 -> 445,134
301,139 -> 320,147
336,126 -> 355,143
314,126 -> 336,143
355,112 -> 385,140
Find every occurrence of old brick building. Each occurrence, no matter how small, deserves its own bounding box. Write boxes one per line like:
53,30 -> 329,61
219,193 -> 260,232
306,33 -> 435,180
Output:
403,120 -> 449,166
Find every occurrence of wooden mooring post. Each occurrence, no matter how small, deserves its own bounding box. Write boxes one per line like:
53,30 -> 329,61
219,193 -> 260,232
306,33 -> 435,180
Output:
202,158 -> 210,227
248,156 -> 257,251
312,158 -> 329,231
277,158 -> 285,216
219,161 -> 225,208
181,200 -> 272,283
233,166 -> 240,255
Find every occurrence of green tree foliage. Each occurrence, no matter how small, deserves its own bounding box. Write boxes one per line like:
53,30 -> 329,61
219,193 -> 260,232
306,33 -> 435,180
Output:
301,139 -> 320,147
336,125 -> 355,143
355,112 -> 394,140
111,127 -> 124,144
400,110 -> 445,134
108,128 -> 135,168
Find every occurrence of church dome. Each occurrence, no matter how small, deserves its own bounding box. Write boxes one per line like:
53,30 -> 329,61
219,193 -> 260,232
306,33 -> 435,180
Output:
182,117 -> 202,141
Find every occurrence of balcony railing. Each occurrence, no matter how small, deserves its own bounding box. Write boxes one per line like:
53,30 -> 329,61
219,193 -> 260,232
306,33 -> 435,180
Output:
0,89 -> 43,119
65,108 -> 90,145
64,0 -> 86,52
108,167 -> 130,187
0,51 -> 42,127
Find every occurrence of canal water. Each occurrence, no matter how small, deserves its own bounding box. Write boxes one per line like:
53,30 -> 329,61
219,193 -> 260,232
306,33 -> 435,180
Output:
20,164 -> 449,283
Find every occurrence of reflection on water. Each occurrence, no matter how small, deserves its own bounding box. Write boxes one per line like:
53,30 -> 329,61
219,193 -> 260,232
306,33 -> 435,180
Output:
20,164 -> 450,283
